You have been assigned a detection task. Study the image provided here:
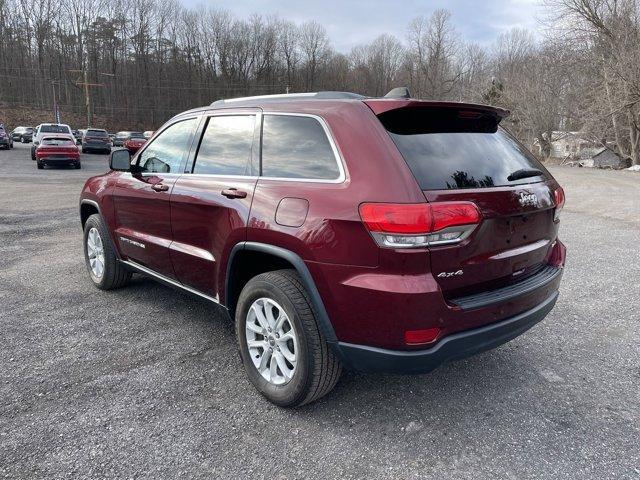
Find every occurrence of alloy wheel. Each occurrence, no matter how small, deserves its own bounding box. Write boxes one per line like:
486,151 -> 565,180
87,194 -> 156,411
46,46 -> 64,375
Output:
86,227 -> 105,279
245,297 -> 298,385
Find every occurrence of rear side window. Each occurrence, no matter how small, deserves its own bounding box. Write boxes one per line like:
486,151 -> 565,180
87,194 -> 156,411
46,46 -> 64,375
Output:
193,115 -> 255,175
381,108 -> 546,190
261,115 -> 340,180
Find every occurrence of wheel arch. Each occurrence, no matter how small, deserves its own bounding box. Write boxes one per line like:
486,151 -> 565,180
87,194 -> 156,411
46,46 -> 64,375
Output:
225,242 -> 338,346
80,199 -> 121,260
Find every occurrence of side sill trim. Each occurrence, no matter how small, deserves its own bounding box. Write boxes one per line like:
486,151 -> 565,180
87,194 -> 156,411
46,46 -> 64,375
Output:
122,260 -> 223,307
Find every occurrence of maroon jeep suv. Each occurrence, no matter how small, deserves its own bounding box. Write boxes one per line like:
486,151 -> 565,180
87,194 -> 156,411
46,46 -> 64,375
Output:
79,91 -> 566,406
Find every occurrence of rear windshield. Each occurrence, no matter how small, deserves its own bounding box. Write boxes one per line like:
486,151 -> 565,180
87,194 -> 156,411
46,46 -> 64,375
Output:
130,132 -> 145,138
41,137 -> 74,146
87,129 -> 107,137
41,125 -> 69,134
381,108 -> 546,190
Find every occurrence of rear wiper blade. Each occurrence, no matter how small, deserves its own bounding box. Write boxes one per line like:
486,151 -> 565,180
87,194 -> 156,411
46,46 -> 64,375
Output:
507,168 -> 544,181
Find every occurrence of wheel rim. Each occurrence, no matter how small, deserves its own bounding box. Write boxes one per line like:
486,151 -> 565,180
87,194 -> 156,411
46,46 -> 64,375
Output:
245,298 -> 297,385
86,227 -> 105,279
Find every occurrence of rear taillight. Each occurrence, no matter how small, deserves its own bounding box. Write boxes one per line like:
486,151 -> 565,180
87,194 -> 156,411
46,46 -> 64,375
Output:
359,202 -> 481,248
553,187 -> 565,222
548,239 -> 566,267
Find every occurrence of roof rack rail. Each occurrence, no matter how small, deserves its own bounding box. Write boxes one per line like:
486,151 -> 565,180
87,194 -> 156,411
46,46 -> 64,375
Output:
210,91 -> 366,106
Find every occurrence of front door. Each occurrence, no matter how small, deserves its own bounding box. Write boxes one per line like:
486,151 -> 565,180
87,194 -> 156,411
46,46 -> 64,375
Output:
170,112 -> 260,299
112,117 -> 199,278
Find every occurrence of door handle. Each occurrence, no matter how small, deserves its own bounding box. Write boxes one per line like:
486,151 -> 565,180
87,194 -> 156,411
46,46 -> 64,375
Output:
151,183 -> 169,192
221,188 -> 247,199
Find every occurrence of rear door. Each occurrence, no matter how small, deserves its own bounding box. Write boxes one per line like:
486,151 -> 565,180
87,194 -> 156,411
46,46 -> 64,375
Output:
371,102 -> 560,298
112,117 -> 199,278
170,110 -> 260,298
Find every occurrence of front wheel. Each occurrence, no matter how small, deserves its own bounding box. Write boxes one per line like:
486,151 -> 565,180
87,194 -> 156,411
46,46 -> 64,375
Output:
83,214 -> 131,290
236,270 -> 341,407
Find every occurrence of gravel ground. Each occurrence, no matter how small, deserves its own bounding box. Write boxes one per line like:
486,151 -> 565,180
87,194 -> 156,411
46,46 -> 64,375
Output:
1,142 -> 639,479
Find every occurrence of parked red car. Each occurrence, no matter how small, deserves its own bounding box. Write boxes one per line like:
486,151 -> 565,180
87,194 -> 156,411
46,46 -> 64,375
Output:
37,136 -> 80,169
123,133 -> 147,153
79,90 -> 566,406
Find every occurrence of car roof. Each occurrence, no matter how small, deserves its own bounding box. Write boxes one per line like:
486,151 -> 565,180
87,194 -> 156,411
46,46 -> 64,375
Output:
171,91 -> 509,121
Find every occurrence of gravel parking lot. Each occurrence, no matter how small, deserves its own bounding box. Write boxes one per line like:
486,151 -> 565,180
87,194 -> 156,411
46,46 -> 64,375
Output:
1,142 -> 639,479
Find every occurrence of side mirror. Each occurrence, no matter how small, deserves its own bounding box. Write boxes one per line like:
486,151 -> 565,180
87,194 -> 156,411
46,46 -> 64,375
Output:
110,149 -> 132,171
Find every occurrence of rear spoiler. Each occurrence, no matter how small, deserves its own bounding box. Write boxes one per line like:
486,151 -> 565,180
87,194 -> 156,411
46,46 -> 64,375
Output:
364,99 -> 510,119
364,100 -> 510,135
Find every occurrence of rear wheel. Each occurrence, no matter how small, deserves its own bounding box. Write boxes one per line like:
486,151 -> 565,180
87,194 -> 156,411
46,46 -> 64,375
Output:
37,162 -> 43,169
236,270 -> 341,407
75,162 -> 82,169
83,214 -> 131,290
30,147 -> 36,160
20,136 -> 26,143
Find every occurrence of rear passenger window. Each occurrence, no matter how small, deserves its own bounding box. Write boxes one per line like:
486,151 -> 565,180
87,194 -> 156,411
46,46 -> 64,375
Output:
261,115 -> 340,180
193,115 -> 255,175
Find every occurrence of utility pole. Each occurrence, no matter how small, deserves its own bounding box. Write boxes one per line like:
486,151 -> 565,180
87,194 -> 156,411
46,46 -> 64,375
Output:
69,68 -> 105,127
83,64 -> 91,126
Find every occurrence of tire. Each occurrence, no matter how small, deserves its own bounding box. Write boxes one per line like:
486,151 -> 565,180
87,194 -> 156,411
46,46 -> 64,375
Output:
81,147 -> 87,153
31,147 -> 36,160
236,269 -> 341,407
37,162 -> 43,169
75,162 -> 82,169
21,136 -> 26,143
83,213 -> 131,290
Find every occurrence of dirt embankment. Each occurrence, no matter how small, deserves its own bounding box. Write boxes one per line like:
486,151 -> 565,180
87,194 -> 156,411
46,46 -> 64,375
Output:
0,103 -> 113,131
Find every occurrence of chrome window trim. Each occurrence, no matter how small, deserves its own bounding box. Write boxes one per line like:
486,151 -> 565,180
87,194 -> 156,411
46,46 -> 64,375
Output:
259,112 -> 347,184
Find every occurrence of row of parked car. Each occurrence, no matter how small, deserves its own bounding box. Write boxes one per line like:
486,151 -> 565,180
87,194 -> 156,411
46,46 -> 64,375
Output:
0,122 -> 153,169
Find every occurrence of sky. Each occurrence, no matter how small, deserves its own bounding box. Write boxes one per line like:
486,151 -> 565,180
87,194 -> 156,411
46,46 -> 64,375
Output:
184,0 -> 544,51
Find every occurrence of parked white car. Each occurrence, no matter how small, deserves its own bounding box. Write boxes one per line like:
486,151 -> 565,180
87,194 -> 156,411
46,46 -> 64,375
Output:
31,123 -> 74,160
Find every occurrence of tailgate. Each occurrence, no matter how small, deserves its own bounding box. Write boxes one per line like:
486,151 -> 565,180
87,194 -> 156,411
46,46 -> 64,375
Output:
424,183 -> 557,297
369,100 -> 561,297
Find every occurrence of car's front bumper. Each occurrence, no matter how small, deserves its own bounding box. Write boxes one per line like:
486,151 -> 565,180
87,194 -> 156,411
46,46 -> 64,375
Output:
335,291 -> 558,374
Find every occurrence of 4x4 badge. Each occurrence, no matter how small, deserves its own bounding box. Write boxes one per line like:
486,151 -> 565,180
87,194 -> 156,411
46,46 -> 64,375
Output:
437,270 -> 463,278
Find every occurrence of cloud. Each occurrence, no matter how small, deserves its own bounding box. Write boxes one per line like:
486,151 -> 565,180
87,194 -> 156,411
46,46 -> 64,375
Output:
185,0 -> 543,51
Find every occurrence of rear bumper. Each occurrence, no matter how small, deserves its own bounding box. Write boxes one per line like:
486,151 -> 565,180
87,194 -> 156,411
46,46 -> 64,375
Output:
335,291 -> 558,374
83,143 -> 111,151
39,157 -> 80,165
